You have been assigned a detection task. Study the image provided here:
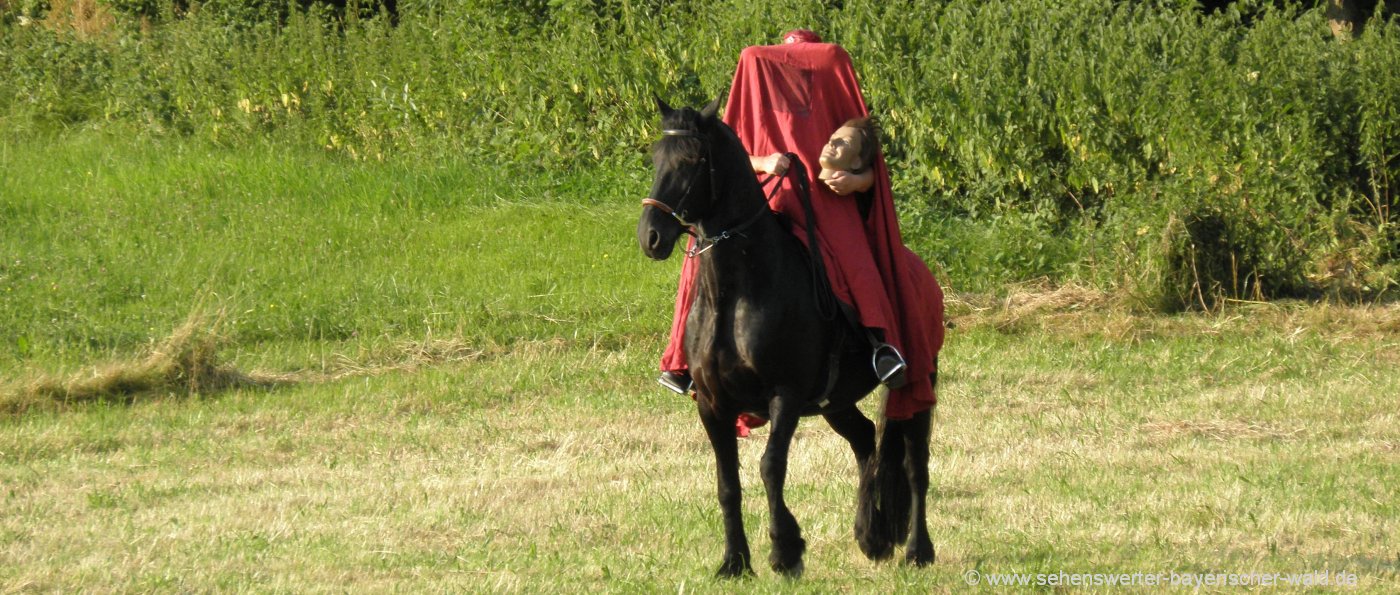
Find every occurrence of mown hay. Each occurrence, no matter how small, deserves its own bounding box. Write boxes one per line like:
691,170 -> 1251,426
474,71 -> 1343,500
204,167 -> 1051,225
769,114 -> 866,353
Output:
949,280 -> 1400,342
2,308 -> 270,414
951,279 -> 1113,333
0,317 -> 505,415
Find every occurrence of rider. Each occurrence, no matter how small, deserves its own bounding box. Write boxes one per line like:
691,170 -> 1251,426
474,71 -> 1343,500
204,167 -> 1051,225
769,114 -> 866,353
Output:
657,30 -> 941,425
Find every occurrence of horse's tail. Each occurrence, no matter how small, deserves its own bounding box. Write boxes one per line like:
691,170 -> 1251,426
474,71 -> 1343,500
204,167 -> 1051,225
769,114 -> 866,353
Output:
855,414 -> 912,560
854,451 -> 890,560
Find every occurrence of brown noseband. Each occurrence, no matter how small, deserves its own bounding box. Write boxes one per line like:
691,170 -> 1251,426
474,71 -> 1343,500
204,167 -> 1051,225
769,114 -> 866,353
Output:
641,197 -> 681,218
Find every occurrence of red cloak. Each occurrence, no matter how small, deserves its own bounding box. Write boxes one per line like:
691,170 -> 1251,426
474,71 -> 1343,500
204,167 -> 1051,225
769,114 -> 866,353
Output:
661,41 -> 944,420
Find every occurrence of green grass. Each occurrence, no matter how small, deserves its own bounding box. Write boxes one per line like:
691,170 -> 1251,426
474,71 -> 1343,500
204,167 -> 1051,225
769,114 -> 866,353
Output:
2,134 -> 1397,591
0,132 -> 666,372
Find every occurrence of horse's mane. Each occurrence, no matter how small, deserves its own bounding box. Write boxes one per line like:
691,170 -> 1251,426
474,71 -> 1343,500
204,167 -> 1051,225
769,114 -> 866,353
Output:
653,106 -> 750,172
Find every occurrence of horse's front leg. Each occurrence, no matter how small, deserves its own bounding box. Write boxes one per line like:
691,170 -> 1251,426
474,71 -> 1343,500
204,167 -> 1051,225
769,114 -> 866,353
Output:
761,391 -> 806,577
697,399 -> 752,577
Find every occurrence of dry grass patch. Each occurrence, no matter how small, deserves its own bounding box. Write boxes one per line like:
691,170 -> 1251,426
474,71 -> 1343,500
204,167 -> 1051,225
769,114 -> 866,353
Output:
951,280 -> 1400,343
1,317 -> 566,416
1140,419 -> 1309,442
37,0 -> 116,40
2,295 -> 1398,590
294,336 -> 490,383
948,279 -> 1112,331
1,308 -> 280,415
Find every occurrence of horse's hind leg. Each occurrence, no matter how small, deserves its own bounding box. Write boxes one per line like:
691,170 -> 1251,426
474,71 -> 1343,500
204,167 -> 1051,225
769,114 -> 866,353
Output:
761,393 -> 807,577
822,405 -> 876,463
697,401 -> 753,577
899,409 -> 935,566
822,406 -> 893,560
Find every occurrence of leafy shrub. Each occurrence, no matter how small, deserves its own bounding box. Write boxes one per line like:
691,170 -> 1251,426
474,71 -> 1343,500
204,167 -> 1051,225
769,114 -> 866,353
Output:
1,0 -> 1397,306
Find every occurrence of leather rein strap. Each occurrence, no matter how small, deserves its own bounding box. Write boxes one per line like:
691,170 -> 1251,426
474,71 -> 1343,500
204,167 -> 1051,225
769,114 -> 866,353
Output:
784,156 -> 839,322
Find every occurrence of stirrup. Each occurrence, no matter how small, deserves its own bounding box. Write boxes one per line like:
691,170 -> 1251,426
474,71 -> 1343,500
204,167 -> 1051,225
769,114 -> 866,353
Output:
872,344 -> 908,389
657,371 -> 693,395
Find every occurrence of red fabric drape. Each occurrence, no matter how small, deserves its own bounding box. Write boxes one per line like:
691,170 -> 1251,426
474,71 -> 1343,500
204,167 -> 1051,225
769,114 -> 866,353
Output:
662,41 -> 944,419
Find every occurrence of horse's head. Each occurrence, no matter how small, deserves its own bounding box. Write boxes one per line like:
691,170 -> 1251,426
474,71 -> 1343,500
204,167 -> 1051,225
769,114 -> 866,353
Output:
637,96 -> 722,261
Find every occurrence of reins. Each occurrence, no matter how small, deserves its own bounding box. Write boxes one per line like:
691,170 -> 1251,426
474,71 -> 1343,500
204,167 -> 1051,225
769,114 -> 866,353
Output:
783,157 -> 840,323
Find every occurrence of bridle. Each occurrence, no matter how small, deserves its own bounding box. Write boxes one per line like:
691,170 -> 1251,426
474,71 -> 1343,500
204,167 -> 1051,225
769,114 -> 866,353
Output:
645,123 -> 837,321
640,129 -> 711,229
642,127 -> 784,258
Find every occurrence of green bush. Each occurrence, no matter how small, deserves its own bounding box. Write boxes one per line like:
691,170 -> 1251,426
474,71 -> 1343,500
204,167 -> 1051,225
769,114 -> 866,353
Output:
1,0 -> 1397,306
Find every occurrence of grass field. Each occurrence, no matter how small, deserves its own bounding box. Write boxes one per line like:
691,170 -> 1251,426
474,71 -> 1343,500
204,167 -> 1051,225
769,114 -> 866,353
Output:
2,135 -> 1397,592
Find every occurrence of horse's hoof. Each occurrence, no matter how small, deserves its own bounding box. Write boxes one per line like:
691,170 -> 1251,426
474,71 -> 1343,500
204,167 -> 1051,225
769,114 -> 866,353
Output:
769,543 -> 806,577
856,522 -> 894,561
858,535 -> 895,561
903,543 -> 935,567
715,557 -> 753,578
772,558 -> 804,579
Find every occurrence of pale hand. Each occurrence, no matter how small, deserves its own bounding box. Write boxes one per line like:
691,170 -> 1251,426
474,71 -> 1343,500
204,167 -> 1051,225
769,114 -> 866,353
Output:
824,169 -> 872,196
754,153 -> 790,176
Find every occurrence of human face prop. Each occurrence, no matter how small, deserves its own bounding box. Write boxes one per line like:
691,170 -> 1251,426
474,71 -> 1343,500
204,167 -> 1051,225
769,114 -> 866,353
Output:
818,125 -> 865,180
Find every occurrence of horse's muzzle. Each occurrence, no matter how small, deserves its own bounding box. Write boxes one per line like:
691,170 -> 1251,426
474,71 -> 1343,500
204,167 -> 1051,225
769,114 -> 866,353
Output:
637,204 -> 681,261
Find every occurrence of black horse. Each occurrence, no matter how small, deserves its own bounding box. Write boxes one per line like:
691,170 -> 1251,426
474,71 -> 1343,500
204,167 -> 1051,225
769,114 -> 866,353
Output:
636,98 -> 935,577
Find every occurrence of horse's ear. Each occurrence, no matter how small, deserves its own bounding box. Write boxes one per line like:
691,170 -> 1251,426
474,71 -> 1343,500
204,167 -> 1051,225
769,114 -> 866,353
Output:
655,95 -> 674,117
699,96 -> 722,121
